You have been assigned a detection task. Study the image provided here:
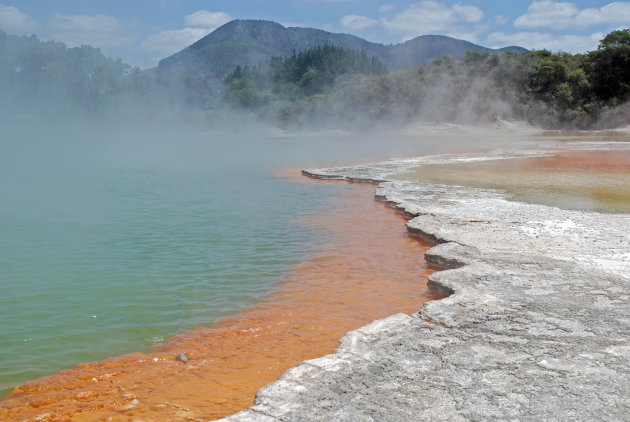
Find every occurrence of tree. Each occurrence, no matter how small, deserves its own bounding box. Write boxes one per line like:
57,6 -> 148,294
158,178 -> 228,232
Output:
598,29 -> 630,49
224,66 -> 266,107
223,45 -> 386,105
529,59 -> 567,92
587,28 -> 630,102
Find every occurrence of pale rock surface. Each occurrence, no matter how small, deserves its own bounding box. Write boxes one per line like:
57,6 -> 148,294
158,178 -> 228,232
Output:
223,149 -> 630,421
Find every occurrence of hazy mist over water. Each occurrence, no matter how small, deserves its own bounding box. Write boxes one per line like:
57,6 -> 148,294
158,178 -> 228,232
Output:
0,29 -> 562,393
4,72 -> 627,394
1,114 -> 479,392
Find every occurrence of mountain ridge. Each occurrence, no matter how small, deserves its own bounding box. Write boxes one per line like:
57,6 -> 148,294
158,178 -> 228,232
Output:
158,19 -> 526,78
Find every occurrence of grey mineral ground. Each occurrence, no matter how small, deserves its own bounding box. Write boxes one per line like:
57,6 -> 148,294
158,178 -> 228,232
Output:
223,145 -> 630,421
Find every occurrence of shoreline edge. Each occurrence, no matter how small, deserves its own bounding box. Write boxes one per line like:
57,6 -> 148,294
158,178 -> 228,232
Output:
224,146 -> 630,421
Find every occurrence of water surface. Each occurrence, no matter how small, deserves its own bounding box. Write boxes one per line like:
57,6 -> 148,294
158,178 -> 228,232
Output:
396,149 -> 630,213
0,123 -> 463,394
1,175 -> 440,421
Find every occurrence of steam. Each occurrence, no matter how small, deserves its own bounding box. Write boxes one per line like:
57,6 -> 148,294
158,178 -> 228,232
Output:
5,22 -> 630,402
3,25 -> 628,136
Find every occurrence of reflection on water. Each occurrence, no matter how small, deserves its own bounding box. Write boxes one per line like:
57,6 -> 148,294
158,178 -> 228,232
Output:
397,149 -> 630,214
0,174 -> 440,421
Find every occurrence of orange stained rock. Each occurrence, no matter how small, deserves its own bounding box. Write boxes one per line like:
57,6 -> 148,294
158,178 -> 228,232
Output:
398,149 -> 630,213
0,171 -> 439,422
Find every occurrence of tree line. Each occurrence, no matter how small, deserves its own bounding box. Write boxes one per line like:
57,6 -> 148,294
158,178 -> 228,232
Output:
229,29 -> 630,129
1,28 -> 629,129
224,45 -> 386,108
0,30 -> 171,123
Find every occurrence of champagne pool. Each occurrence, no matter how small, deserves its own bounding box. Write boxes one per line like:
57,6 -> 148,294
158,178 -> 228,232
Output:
4,124 -> 627,402
394,148 -> 630,214
0,123 -> 460,395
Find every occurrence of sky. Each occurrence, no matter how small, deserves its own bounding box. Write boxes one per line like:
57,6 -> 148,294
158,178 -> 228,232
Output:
0,1 -> 629,69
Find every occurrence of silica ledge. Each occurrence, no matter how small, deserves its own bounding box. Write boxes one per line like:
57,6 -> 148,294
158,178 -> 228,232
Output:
223,147 -> 630,421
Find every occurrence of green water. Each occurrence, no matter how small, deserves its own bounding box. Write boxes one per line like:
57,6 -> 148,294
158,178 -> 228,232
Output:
0,123 -> 452,393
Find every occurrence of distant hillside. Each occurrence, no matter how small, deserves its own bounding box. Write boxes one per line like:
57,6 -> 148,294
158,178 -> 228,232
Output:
157,19 -> 525,78
387,34 -> 525,68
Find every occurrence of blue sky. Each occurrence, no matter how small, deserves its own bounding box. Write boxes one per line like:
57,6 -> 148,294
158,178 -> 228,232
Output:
1,1 -> 628,68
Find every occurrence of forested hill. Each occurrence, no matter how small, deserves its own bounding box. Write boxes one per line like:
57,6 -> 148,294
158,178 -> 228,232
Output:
222,29 -> 630,129
2,26 -> 628,130
224,45 -> 386,107
388,35 -> 525,69
157,19 -> 525,78
0,30 -> 142,115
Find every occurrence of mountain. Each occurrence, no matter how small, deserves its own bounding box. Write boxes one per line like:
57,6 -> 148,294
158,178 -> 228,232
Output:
157,19 -> 526,79
387,35 -> 525,68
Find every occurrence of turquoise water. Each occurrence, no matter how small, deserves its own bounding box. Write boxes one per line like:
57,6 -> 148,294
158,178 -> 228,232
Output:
0,123 -> 447,394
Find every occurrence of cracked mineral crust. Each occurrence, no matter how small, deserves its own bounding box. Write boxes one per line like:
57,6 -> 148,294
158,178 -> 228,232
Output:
223,147 -> 630,421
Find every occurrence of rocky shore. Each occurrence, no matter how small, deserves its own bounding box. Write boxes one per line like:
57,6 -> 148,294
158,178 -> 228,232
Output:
224,147 -> 630,421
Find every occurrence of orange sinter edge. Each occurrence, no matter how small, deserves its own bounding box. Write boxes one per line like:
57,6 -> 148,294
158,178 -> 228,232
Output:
1,170 -> 441,422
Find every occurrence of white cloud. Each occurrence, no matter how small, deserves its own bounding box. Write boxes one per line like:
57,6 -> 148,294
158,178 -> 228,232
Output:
338,1 -> 486,42
381,1 -> 483,38
574,2 -> 630,27
452,2 -> 483,23
514,1 -> 630,29
382,1 -> 456,34
514,1 -> 578,28
378,4 -> 394,13
184,10 -> 231,28
141,10 -> 231,56
141,27 -> 211,55
48,14 -> 135,49
0,4 -> 39,35
486,31 -> 603,53
340,15 -> 378,31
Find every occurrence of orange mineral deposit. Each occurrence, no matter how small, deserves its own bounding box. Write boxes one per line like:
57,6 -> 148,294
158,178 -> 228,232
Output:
396,149 -> 630,213
0,172 -> 439,421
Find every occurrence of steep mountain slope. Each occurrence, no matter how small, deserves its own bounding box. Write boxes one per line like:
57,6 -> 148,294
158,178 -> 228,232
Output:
157,20 -> 525,78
